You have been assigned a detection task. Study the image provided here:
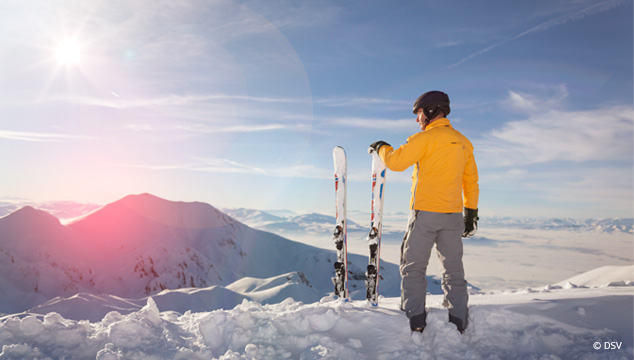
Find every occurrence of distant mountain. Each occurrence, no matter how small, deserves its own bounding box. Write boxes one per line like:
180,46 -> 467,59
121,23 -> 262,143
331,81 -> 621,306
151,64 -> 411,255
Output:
223,208 -> 370,239
222,208 -> 287,225
480,216 -> 634,233
225,208 -> 634,235
0,200 -> 100,220
0,194 -> 404,314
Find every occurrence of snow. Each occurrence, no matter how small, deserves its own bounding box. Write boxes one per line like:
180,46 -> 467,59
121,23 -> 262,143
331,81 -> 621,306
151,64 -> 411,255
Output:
1,194 -> 633,359
1,283 -> 632,359
554,265 -> 634,288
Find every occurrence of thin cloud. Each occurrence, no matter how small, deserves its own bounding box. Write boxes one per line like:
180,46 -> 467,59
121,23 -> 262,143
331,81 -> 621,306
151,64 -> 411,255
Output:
503,85 -> 570,112
326,117 -> 414,131
127,157 -> 331,179
24,93 -> 409,111
174,123 -> 312,134
315,97 -> 409,108
0,130 -> 90,142
478,105 -> 633,166
544,166 -> 633,207
483,164 -> 633,217
449,0 -> 626,67
14,93 -> 310,110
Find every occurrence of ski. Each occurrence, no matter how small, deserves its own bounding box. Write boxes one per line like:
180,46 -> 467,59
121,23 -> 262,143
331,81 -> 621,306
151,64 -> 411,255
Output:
366,148 -> 386,306
332,146 -> 349,300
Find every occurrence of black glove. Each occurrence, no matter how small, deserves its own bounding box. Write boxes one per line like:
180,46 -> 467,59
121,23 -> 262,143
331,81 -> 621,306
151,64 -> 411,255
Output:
462,207 -> 478,237
369,140 -> 391,154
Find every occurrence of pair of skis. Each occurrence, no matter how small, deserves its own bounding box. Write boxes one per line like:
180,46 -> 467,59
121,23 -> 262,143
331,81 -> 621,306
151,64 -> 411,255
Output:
332,146 -> 386,306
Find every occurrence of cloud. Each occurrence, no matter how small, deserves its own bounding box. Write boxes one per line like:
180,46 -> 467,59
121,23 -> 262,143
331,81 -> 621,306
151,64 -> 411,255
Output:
10,93 -> 309,110
315,97 -> 409,108
449,0 -> 627,67
544,166 -> 633,207
127,157 -> 330,179
503,85 -> 570,112
0,130 -> 90,142
14,92 -> 410,112
477,87 -> 633,217
478,105 -> 633,166
325,117 -> 414,131
486,164 -> 633,217
13,92 -> 417,135
140,158 -> 266,175
175,123 -> 308,134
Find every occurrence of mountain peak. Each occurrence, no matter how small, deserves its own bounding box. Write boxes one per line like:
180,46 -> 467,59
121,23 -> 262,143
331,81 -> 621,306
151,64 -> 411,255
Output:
71,193 -> 236,231
1,205 -> 61,227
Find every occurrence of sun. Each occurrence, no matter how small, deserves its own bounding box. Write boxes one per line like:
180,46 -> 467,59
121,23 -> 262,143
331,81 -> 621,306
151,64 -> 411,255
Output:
55,40 -> 82,65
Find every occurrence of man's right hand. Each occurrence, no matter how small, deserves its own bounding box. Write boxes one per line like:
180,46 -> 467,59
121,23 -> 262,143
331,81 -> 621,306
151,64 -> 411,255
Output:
369,140 -> 390,154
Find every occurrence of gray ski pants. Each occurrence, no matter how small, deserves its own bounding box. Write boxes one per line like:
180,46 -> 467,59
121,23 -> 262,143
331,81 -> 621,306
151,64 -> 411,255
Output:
400,210 -> 468,323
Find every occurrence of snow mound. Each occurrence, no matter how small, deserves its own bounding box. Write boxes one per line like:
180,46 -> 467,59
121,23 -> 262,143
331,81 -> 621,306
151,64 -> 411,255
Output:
1,288 -> 632,359
553,265 -> 634,289
226,272 -> 320,304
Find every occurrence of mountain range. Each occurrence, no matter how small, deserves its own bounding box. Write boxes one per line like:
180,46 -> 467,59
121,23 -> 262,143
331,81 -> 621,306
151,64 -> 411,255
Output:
0,194 -> 405,315
223,208 -> 634,237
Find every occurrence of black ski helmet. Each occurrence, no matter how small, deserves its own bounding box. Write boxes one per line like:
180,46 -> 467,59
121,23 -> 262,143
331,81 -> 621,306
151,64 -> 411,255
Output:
413,91 -> 451,119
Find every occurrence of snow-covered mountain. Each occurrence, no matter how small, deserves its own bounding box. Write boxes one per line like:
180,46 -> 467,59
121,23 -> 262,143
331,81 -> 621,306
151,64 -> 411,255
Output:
223,209 -> 364,233
0,194 -> 404,314
479,216 -> 634,233
222,208 -> 407,244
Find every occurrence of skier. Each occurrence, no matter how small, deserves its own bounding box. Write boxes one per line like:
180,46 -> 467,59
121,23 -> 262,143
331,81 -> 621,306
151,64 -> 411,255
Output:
369,90 -> 479,333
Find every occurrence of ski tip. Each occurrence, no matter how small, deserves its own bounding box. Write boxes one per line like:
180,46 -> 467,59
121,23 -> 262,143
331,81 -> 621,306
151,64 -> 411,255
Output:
333,146 -> 346,156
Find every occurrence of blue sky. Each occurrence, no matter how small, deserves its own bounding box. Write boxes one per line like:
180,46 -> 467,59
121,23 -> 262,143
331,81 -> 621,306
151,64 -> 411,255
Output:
0,0 -> 632,218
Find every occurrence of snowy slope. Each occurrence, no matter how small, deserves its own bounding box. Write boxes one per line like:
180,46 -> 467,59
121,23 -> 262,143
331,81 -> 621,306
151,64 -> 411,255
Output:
1,266 -> 631,359
0,194 -> 405,314
554,265 -> 634,288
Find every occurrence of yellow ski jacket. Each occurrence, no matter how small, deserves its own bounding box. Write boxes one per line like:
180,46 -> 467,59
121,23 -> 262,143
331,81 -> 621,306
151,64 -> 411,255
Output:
378,118 -> 479,213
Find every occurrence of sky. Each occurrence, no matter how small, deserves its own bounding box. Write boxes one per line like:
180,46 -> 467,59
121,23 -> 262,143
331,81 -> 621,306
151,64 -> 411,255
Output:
0,0 -> 632,219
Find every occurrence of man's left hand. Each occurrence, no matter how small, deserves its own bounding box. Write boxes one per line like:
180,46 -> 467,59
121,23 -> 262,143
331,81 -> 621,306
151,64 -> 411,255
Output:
463,208 -> 479,237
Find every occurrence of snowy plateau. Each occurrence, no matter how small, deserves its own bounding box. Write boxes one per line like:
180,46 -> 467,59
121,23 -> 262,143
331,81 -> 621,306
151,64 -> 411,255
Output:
0,193 -> 632,359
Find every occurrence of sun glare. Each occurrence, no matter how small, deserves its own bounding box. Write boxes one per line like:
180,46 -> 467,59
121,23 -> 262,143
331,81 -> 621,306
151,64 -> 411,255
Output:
55,40 -> 82,65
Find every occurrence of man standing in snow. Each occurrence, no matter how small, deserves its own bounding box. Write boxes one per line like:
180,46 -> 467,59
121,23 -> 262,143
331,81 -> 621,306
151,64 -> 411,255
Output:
369,90 -> 479,333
